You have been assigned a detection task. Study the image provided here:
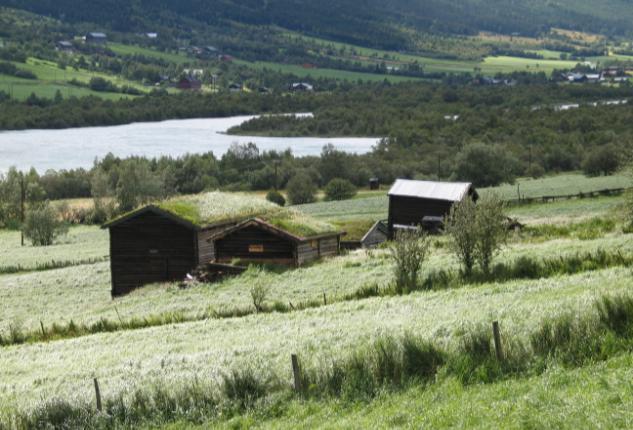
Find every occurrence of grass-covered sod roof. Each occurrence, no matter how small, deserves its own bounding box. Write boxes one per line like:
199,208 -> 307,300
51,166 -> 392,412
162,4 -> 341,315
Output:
108,192 -> 338,238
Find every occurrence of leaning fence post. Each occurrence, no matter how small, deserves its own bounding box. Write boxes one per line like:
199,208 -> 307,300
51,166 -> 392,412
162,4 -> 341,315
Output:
40,321 -> 46,338
492,321 -> 503,361
93,377 -> 102,412
291,354 -> 302,392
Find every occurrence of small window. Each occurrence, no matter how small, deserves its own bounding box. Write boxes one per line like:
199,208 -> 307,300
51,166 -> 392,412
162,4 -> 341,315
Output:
149,249 -> 159,255
310,240 -> 318,250
249,244 -> 264,253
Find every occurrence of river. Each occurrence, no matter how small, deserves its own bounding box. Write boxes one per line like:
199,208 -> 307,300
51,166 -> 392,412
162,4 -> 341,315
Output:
0,115 -> 379,172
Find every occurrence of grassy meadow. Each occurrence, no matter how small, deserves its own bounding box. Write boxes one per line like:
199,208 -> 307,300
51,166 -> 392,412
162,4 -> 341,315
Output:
1,174 -> 633,427
0,57 -> 148,101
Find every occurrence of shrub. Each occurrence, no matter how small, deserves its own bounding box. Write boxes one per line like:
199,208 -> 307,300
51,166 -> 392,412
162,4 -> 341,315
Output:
582,144 -> 620,177
22,202 -> 68,246
445,197 -> 478,276
250,281 -> 268,313
324,178 -> 357,201
453,143 -> 519,187
390,229 -> 430,294
446,194 -> 507,276
286,171 -> 316,205
265,190 -> 286,206
474,194 -> 508,274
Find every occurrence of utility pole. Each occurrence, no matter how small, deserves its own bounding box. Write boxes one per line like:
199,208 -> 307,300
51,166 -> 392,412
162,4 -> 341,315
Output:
20,172 -> 25,246
274,160 -> 280,190
437,154 -> 442,180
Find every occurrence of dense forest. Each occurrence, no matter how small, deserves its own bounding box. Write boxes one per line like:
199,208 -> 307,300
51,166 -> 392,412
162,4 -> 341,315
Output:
3,0 -> 633,51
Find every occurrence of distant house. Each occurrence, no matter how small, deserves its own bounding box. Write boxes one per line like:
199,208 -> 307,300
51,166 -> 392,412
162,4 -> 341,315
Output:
387,179 -> 478,237
56,40 -> 74,53
369,177 -> 380,190
102,193 -> 343,295
229,83 -> 243,92
85,32 -> 107,45
145,32 -> 158,39
177,76 -> 202,90
290,82 -> 314,92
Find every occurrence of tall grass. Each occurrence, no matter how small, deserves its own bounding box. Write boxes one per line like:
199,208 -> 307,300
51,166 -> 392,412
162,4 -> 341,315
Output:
2,249 -> 631,349
9,293 -> 633,429
0,256 -> 109,275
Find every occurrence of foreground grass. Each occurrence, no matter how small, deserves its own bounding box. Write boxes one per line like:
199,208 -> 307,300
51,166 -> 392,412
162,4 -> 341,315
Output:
1,262 -> 632,411
201,352 -> 633,429
8,293 -> 633,429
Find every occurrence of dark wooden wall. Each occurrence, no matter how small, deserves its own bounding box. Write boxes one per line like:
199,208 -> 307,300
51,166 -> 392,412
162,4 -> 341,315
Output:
109,212 -> 197,296
388,195 -> 455,237
215,226 -> 295,265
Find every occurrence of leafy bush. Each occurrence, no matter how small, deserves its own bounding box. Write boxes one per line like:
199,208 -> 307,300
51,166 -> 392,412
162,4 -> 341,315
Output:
0,62 -> 36,79
582,144 -> 620,177
446,194 -> 507,276
474,194 -> 507,274
22,202 -> 68,246
445,197 -> 478,276
286,171 -> 316,205
390,229 -> 430,294
250,281 -> 268,313
324,178 -> 357,201
265,189 -> 286,206
453,143 -> 519,187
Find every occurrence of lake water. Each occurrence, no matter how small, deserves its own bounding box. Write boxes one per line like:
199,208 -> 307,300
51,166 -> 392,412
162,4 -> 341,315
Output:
0,115 -> 379,172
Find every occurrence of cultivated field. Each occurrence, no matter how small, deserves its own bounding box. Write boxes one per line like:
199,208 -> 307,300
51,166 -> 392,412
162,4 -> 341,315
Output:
1,176 -> 633,427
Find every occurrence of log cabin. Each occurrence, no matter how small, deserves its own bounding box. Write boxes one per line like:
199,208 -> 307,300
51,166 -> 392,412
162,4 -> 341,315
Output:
387,179 -> 478,237
210,218 -> 342,266
102,192 -> 342,296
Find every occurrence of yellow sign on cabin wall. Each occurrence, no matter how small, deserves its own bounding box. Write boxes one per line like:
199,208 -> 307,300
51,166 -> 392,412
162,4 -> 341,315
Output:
249,244 -> 264,253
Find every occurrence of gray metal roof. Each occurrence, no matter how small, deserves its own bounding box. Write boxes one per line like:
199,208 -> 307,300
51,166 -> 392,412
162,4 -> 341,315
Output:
388,179 -> 473,202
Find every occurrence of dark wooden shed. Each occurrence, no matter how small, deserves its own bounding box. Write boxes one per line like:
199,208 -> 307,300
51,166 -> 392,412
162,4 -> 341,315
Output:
210,218 -> 343,267
387,179 -> 478,238
102,206 -> 233,296
102,194 -> 343,296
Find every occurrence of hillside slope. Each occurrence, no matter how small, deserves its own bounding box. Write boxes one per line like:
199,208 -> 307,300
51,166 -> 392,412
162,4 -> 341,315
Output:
2,0 -> 632,51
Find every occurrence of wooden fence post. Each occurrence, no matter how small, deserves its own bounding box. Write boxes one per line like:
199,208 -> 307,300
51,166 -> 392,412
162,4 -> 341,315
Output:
492,321 -> 503,361
40,321 -> 46,338
93,377 -> 102,412
323,292 -> 327,305
291,354 -> 302,392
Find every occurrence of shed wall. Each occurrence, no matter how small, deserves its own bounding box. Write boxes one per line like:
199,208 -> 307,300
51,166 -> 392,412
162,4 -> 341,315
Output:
215,226 -> 295,265
109,212 -> 196,295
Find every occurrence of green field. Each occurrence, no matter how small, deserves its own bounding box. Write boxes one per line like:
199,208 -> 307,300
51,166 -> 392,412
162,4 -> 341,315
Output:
234,59 -> 427,83
280,31 -> 582,75
1,181 -> 632,427
0,57 -> 149,100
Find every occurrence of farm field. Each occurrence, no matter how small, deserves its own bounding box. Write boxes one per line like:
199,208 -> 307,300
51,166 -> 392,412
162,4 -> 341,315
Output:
1,263 -> 632,414
279,32 -> 582,75
0,57 -> 152,101
1,181 -> 633,427
234,59 -> 426,83
2,221 -> 631,334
